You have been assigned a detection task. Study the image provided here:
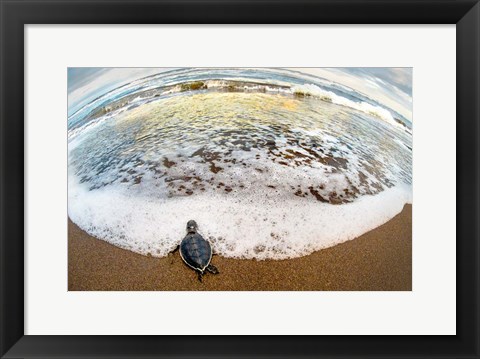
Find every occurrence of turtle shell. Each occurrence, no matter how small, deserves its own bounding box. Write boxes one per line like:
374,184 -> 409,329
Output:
179,233 -> 212,272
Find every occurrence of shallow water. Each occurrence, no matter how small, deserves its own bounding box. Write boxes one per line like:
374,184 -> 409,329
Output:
68,69 -> 412,259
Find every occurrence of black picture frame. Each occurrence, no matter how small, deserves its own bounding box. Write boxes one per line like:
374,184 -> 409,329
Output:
1,0 -> 479,358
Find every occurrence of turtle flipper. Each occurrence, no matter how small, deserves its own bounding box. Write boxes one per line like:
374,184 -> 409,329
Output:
197,271 -> 203,282
206,264 -> 219,274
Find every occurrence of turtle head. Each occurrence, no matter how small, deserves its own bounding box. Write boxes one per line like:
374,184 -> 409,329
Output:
186,220 -> 198,234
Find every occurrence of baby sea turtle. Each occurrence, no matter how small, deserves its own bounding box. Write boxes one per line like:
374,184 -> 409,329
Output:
179,220 -> 219,282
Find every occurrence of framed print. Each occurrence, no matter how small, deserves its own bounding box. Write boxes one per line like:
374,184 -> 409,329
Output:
1,0 -> 479,358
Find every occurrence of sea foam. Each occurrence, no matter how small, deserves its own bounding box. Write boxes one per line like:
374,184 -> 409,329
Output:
68,170 -> 411,260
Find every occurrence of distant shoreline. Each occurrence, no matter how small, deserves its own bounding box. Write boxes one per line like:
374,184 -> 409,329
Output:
68,204 -> 412,291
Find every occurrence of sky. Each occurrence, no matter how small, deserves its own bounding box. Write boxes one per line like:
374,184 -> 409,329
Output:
68,67 -> 412,121
291,68 -> 412,121
68,68 -> 173,116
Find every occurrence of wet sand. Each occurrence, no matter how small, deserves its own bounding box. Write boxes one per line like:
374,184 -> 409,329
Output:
68,204 -> 411,291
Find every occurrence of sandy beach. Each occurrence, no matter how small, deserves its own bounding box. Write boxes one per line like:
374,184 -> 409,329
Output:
68,204 -> 411,291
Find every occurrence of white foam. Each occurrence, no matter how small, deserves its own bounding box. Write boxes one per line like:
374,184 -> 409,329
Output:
68,168 -> 411,260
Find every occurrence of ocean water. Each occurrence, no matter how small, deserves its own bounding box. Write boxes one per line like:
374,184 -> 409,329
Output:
68,68 -> 412,260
